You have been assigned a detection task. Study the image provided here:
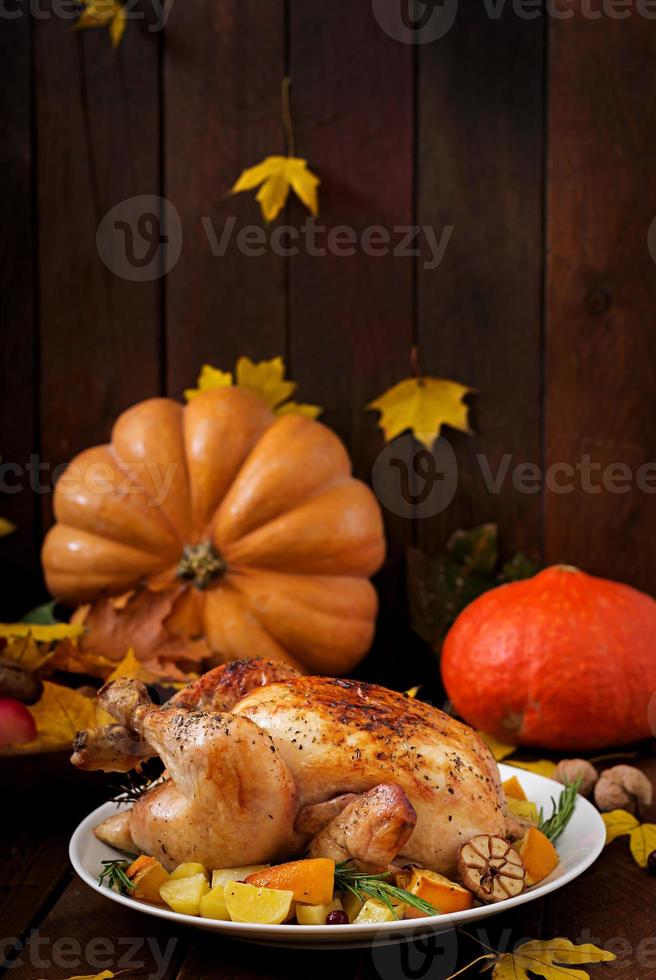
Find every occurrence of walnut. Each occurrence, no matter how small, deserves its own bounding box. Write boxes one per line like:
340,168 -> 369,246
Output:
456,835 -> 525,903
555,759 -> 599,797
593,765 -> 653,815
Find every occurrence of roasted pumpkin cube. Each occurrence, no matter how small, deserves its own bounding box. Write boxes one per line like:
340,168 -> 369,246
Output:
397,868 -> 474,917
517,827 -> 559,885
245,858 -> 335,905
502,775 -> 527,801
126,855 -> 170,903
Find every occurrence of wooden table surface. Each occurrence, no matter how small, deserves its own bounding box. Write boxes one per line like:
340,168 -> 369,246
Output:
2,755 -> 655,980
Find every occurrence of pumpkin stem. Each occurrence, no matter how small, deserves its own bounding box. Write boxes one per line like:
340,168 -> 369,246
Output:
177,541 -> 226,590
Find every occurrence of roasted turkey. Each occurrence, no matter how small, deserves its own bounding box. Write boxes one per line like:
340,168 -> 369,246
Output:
73,658 -> 508,873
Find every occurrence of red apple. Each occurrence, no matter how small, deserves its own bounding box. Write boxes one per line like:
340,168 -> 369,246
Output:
0,698 -> 37,747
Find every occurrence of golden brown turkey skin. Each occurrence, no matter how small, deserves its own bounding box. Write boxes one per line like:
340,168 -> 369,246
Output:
78,660 -> 506,874
232,676 -> 506,872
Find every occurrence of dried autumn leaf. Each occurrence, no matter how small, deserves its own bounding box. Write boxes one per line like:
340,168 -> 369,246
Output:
231,155 -> 320,223
184,356 -> 322,417
236,356 -> 321,416
184,364 -> 233,402
49,642 -> 115,677
236,355 -> 296,408
74,0 -> 126,47
479,731 -> 517,762
0,517 -> 16,537
407,525 -> 539,652
509,759 -> 558,780
5,681 -> 98,753
368,376 -> 474,448
0,621 -> 83,643
405,685 -> 421,699
489,938 -> 616,979
63,972 -> 119,980
629,822 -> 656,868
602,809 -> 640,844
68,587 -> 211,674
2,633 -> 54,673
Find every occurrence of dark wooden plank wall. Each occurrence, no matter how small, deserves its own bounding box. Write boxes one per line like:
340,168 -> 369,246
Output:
1,0 -> 655,627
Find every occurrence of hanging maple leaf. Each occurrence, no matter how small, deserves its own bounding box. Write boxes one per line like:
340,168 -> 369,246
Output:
184,357 -> 322,418
487,938 -> 616,978
368,377 -> 474,448
602,809 -> 656,868
74,0 -> 127,47
231,156 -> 320,223
184,365 -> 233,401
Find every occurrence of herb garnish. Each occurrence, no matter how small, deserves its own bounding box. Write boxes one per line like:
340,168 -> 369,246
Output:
538,778 -> 581,843
98,856 -> 137,894
334,861 -> 439,919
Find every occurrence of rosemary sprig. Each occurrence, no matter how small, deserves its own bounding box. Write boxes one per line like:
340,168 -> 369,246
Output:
98,856 -> 137,894
538,778 -> 581,843
334,861 -> 439,919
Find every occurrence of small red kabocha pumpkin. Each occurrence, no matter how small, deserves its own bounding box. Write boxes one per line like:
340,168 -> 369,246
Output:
441,565 -> 656,751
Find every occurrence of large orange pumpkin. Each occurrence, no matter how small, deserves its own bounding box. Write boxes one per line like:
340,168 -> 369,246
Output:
41,388 -> 385,674
441,565 -> 656,750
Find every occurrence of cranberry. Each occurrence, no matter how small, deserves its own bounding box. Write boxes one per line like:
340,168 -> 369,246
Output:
325,910 -> 349,925
647,851 -> 656,876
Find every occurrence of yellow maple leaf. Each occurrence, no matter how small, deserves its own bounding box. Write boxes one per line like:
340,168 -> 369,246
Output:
628,821 -> 656,868
6,682 -> 98,753
0,621 -> 84,643
96,648 -> 166,725
602,809 -> 640,844
405,685 -> 421,699
74,0 -> 126,47
231,156 -> 320,223
184,364 -> 233,402
2,633 -> 55,673
509,759 -> 558,779
63,972 -> 118,980
184,357 -> 322,417
489,938 -> 616,979
368,377 -> 474,448
0,517 -> 16,537
236,355 -> 296,408
272,401 -> 321,419
478,731 -> 517,762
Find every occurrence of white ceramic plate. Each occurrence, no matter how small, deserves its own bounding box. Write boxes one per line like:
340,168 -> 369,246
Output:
70,763 -> 606,949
